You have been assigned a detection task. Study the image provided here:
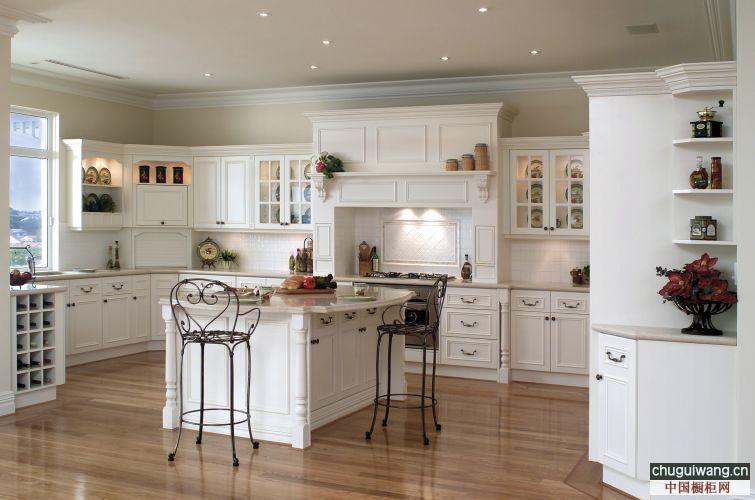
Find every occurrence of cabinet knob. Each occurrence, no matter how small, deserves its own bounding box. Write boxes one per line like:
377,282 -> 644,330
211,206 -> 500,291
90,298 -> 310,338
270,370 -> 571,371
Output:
543,227 -> 548,231
550,226 -> 554,231
160,221 -> 165,225
216,221 -> 220,225
544,316 -> 550,321
310,339 -> 320,345
551,316 -> 556,321
220,221 -> 225,225
133,296 -> 137,300
71,303 -> 76,307
103,299 -> 108,303
596,374 -> 603,381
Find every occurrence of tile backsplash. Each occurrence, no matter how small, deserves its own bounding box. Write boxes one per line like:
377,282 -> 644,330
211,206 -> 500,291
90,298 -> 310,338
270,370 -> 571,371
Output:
191,231 -> 306,272
509,239 -> 589,284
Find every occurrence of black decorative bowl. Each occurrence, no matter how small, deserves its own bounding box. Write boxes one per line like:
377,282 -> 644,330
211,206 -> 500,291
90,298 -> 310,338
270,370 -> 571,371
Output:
672,300 -> 733,335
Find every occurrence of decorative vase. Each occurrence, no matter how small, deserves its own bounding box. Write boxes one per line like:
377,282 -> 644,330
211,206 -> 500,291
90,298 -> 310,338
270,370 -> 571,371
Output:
220,260 -> 232,270
673,300 -> 733,335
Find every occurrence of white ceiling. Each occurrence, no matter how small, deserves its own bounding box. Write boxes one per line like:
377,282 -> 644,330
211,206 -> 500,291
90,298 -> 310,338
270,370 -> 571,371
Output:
6,0 -> 734,95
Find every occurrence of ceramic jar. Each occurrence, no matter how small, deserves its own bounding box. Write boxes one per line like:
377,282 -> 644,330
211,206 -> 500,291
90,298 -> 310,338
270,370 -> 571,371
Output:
461,154 -> 475,171
445,159 -> 459,171
474,143 -> 489,170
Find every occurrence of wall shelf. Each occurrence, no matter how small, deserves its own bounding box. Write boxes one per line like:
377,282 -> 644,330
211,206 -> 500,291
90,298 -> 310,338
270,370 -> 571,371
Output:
672,137 -> 733,145
672,239 -> 736,246
672,189 -> 733,195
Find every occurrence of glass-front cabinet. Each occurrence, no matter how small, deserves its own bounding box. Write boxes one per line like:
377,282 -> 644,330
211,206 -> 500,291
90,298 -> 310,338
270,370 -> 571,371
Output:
510,149 -> 588,236
254,155 -> 312,229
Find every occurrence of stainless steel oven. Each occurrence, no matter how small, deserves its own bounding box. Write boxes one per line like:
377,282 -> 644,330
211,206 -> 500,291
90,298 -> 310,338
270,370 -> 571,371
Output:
378,284 -> 438,350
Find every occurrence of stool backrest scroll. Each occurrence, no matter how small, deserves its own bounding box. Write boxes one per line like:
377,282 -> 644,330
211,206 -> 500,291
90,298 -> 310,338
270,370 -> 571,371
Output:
170,279 -> 241,339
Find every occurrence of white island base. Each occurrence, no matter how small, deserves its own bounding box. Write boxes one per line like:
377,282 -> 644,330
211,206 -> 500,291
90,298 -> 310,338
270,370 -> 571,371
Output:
161,286 -> 413,449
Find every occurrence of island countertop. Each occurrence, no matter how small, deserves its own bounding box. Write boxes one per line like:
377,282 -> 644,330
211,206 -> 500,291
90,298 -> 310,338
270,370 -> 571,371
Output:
159,285 -> 414,314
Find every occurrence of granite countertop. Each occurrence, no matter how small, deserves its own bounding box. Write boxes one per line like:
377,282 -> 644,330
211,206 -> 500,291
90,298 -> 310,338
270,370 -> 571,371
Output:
32,269 -> 590,293
9,283 -> 68,295
160,286 -> 414,314
592,323 -> 737,346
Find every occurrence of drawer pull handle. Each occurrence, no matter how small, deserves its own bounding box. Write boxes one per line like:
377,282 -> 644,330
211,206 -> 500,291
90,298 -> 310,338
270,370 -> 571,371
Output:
606,351 -> 626,363
366,308 -> 377,315
344,312 -> 357,320
563,302 -> 580,309
460,297 -> 477,304
81,286 -> 93,293
460,320 -> 478,328
310,339 -> 320,345
522,300 -> 539,307
319,316 -> 333,325
112,284 -> 124,290
358,327 -> 367,333
460,349 -> 478,356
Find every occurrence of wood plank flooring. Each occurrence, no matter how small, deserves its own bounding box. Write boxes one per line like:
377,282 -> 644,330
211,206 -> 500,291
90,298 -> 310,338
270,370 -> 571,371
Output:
0,352 -> 630,499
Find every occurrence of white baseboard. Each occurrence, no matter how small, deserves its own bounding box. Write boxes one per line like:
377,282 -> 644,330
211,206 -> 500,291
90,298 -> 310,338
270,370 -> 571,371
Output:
405,361 -> 499,381
602,466 -> 648,500
510,369 -> 588,388
15,387 -> 56,409
67,341 -> 154,366
0,391 -> 15,416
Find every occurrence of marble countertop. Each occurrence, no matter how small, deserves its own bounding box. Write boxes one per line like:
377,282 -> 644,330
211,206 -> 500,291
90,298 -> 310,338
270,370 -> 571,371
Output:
160,285 -> 414,314
10,283 -> 68,296
592,323 -> 737,346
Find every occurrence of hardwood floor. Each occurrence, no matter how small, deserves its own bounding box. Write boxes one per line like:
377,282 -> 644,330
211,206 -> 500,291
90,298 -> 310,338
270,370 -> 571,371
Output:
0,352 -> 630,499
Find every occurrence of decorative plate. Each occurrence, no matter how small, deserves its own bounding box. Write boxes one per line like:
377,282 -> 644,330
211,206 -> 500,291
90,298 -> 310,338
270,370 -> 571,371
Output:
303,185 -> 311,202
530,183 -> 543,203
84,166 -> 99,184
271,205 -> 281,224
531,207 -> 543,228
302,207 -> 311,225
529,159 -> 543,179
570,184 -> 583,204
571,208 -> 584,229
274,184 -> 281,202
99,167 -> 111,185
99,193 -> 115,212
303,163 -> 312,180
196,237 -> 221,268
569,159 -> 584,179
84,193 -> 100,212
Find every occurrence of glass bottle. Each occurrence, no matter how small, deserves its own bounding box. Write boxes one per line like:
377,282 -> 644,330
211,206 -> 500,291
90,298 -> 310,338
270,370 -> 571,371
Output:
461,254 -> 473,282
295,249 -> 303,273
371,247 -> 380,273
689,156 -> 709,189
710,157 -> 722,189
106,245 -> 114,270
113,240 -> 121,270
288,253 -> 296,274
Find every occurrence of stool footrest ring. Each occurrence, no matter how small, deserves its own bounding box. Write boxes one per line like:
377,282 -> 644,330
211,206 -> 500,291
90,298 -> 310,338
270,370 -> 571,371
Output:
373,393 -> 438,410
180,407 -> 251,427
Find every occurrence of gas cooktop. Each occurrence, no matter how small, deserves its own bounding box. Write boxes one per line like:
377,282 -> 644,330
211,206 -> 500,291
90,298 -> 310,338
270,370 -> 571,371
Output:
364,272 -> 455,281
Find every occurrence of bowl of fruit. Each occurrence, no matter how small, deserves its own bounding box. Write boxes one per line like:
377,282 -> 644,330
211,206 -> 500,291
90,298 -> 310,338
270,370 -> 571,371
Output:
276,274 -> 338,294
10,269 -> 34,287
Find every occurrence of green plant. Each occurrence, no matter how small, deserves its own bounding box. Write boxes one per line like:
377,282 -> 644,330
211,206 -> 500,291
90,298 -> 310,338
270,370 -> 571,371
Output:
312,152 -> 345,179
219,249 -> 238,263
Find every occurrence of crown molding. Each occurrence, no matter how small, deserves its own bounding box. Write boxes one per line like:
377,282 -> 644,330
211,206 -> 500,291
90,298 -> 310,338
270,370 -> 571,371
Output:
0,5 -> 50,37
11,65 -> 156,109
121,142 -> 313,157
704,0 -> 733,61
655,61 -> 736,94
498,135 -> 589,149
304,102 -> 519,123
572,71 -> 668,97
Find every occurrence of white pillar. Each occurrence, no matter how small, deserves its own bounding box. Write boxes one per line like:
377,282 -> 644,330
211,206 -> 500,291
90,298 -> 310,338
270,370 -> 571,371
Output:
162,303 -> 179,428
0,6 -> 51,417
290,313 -> 311,449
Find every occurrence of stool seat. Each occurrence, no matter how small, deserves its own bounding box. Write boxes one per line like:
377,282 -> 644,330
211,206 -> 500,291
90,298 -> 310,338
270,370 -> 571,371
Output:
376,323 -> 436,338
182,330 -> 253,344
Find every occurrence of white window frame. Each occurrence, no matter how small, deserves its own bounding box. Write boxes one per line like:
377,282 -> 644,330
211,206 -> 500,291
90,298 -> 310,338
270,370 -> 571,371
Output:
10,105 -> 59,271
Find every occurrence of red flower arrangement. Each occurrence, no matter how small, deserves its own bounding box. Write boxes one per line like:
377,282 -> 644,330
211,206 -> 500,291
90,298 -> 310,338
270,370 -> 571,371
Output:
656,253 -> 736,335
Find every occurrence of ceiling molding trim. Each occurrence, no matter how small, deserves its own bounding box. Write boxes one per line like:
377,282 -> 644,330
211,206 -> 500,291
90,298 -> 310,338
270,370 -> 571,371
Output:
655,61 -> 736,94
704,0 -> 732,61
572,72 -> 668,97
304,103 -> 519,123
11,65 -> 156,109
0,4 -> 51,37
153,67 -> 656,110
498,135 -> 589,149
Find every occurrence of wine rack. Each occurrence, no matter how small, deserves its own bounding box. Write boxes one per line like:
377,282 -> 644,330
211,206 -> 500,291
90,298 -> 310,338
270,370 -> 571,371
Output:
11,288 -> 65,407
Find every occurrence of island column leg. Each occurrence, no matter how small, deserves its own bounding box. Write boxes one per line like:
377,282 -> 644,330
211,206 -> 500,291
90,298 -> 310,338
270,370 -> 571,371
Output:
291,313 -> 311,449
162,304 -> 179,429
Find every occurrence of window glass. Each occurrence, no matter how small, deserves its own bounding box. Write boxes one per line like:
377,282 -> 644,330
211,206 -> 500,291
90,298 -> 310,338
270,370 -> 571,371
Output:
10,156 -> 48,268
10,112 -> 48,150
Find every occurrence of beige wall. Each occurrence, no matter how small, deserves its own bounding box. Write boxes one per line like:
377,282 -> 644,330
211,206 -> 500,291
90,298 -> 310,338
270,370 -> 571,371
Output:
9,83 -> 153,144
153,88 -> 589,146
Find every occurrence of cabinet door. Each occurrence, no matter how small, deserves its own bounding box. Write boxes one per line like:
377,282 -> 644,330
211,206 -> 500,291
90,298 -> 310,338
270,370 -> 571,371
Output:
102,294 -> 131,347
550,314 -> 588,374
151,275 -> 178,340
339,313 -> 361,397
310,325 -> 339,410
193,157 -> 221,229
510,310 -> 550,371
510,150 -> 549,235
549,149 -> 588,236
222,156 -> 251,228
129,291 -> 150,341
136,185 -> 189,226
68,296 -> 103,354
284,155 -> 312,229
360,308 -> 381,388
254,156 -> 284,229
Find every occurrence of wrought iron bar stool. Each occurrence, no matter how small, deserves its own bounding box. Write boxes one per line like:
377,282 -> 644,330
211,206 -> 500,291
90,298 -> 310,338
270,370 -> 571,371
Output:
365,275 -> 448,445
167,279 -> 261,466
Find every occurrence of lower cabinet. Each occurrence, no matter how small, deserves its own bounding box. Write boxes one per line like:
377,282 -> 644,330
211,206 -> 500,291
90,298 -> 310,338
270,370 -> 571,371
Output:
510,310 -> 550,371
440,288 -> 500,369
102,294 -> 132,347
310,315 -> 339,410
130,291 -> 150,341
68,295 -> 103,354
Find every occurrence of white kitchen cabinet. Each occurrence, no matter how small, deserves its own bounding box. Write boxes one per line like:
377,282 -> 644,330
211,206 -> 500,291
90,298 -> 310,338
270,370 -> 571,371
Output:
151,274 -> 178,340
102,294 -> 132,347
440,288 -> 500,370
507,146 -> 589,237
135,185 -> 189,227
551,313 -> 589,374
254,155 -> 312,229
130,291 -> 150,341
338,311 -> 361,397
67,294 -> 103,354
510,311 -> 550,371
310,316 -> 339,410
193,156 -> 251,229
360,308 -> 380,387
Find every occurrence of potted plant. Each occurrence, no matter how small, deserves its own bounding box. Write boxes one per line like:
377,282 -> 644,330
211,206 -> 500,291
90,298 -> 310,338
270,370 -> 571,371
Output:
219,249 -> 238,270
312,151 -> 344,179
656,253 -> 737,335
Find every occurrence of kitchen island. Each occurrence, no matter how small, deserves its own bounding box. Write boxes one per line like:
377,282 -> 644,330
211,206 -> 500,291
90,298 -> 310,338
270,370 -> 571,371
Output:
161,285 -> 413,449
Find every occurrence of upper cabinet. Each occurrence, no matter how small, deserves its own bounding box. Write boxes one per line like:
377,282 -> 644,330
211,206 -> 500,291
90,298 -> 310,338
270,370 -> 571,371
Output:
502,137 -> 589,238
254,155 -> 312,229
193,156 -> 251,229
135,185 -> 189,227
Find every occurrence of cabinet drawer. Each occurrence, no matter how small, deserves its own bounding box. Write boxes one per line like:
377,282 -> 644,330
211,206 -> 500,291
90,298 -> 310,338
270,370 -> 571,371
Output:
552,292 -> 589,314
442,337 -> 497,369
133,275 -> 150,291
444,309 -> 495,339
313,313 -> 337,330
70,281 -> 101,297
102,276 -> 132,295
598,333 -> 635,373
511,289 -> 550,312
446,289 -> 496,309
340,310 -> 361,323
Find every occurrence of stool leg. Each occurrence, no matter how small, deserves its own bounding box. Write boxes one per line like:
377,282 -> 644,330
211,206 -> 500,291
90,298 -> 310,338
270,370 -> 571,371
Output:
168,342 -> 187,462
365,331 -> 383,440
196,343 -> 205,445
431,334 -> 441,432
245,341 -> 259,449
421,337 -> 429,445
229,347 -> 239,467
381,333 -> 393,427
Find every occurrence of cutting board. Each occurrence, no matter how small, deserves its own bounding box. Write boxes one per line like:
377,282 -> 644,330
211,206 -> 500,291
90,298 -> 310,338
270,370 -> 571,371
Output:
275,287 -> 336,295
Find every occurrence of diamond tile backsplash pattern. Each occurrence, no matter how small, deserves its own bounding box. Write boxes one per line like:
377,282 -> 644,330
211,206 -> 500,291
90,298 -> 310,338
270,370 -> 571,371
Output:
509,239 -> 589,284
382,220 -> 458,265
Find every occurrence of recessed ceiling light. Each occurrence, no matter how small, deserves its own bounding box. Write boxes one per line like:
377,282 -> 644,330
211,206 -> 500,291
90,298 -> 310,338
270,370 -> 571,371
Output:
258,11 -> 270,17
203,73 -> 213,77
440,56 -> 450,61
477,7 -> 488,12
529,49 -> 541,55
310,65 -> 319,70
322,40 -> 331,45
